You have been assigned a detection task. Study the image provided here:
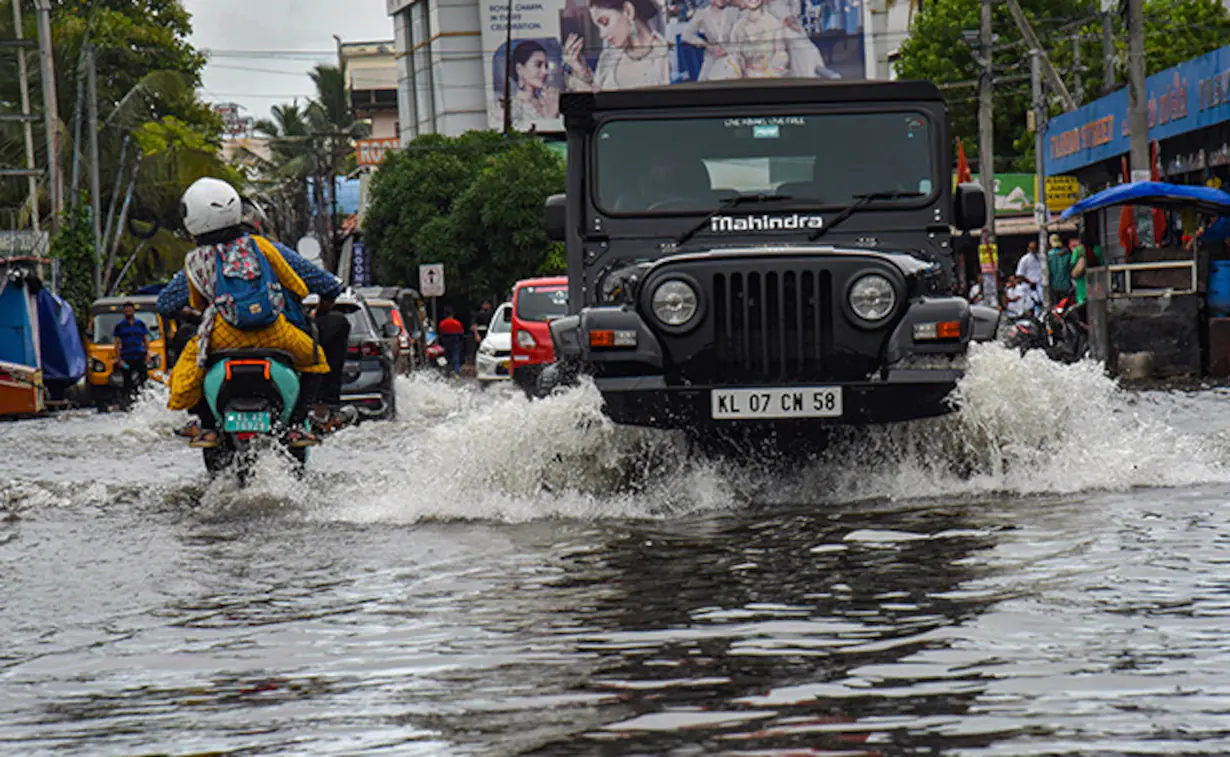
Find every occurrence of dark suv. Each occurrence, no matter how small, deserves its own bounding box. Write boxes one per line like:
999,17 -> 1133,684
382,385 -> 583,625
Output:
541,80 -> 999,434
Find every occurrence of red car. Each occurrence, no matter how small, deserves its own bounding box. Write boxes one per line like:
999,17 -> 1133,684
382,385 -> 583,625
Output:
510,276 -> 569,395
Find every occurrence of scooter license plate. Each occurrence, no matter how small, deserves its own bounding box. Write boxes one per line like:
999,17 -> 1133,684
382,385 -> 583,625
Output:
224,411 -> 271,433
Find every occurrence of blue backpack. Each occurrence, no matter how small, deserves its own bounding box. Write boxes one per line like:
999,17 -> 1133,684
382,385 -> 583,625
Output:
213,238 -> 284,330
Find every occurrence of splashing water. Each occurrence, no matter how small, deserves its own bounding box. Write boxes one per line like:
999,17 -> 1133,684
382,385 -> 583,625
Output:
4,345 -> 1229,521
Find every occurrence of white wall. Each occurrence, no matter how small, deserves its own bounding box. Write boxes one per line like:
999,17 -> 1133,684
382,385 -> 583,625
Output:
391,0 -> 488,140
864,0 -> 916,81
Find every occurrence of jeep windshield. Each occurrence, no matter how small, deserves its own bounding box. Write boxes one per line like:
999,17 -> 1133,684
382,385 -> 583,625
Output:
594,113 -> 937,215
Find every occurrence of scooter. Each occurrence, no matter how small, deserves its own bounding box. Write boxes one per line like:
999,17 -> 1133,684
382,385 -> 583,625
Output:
1004,296 -> 1089,364
424,338 -> 451,375
200,349 -> 309,482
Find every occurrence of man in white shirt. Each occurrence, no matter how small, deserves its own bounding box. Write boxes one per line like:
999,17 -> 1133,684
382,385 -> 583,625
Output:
1015,241 -> 1045,303
1004,275 -> 1032,319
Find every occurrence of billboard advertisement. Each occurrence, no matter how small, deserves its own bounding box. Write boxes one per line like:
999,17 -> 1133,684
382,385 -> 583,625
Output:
480,0 -> 866,132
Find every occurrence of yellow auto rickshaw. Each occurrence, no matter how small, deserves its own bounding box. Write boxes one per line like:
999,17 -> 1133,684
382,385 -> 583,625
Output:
86,295 -> 174,406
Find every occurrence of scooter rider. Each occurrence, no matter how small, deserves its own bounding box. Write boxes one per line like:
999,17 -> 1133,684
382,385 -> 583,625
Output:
158,195 -> 351,438
163,177 -> 335,448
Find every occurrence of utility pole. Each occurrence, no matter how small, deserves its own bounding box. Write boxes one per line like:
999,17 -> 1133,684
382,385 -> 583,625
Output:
70,50 -> 86,200
502,0 -> 514,135
1127,0 -> 1152,242
12,0 -> 40,232
1102,0 -> 1116,94
1072,33 -> 1085,106
1033,49 -> 1051,306
87,44 -> 103,296
979,0 -> 996,252
34,0 -> 62,233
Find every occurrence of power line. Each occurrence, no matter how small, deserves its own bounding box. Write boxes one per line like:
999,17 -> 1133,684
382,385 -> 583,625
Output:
206,63 -> 316,76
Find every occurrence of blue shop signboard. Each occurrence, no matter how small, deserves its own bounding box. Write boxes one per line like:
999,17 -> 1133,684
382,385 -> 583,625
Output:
1043,42 -> 1230,177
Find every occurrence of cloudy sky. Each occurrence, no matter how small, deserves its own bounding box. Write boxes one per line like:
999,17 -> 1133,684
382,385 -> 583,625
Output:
183,0 -> 394,123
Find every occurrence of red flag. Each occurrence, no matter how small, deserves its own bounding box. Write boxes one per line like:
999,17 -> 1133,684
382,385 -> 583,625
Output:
1151,140 -> 1166,244
956,138 -> 973,184
1119,156 -> 1137,256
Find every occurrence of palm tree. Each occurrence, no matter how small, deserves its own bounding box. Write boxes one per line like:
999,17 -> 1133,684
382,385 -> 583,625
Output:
252,102 -> 315,244
305,64 -> 369,267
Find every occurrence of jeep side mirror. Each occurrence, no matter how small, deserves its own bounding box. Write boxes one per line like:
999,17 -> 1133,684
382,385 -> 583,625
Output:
954,183 -> 987,231
545,193 -> 567,242
382,322 -> 400,339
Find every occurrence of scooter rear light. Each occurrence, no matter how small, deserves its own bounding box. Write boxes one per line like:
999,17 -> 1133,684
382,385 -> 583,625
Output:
235,432 -> 257,441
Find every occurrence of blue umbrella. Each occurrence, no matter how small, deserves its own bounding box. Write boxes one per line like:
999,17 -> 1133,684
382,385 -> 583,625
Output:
1059,181 -> 1230,221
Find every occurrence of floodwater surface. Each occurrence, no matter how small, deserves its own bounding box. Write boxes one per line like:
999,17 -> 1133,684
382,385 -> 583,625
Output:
3,346 -> 1230,756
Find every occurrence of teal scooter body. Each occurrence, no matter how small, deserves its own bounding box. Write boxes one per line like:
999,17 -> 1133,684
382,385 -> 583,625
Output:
198,351 -> 309,480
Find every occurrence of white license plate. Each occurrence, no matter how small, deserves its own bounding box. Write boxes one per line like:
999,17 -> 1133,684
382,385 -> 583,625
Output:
711,387 -> 843,420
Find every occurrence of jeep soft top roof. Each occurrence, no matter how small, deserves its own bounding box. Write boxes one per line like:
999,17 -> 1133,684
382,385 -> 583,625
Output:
561,79 -> 943,124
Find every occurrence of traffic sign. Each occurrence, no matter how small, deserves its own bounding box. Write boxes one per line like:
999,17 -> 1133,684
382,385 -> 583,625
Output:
419,263 -> 445,297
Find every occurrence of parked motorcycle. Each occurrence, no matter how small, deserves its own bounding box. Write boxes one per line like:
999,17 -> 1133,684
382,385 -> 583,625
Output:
1004,296 -> 1090,364
424,341 -> 451,375
200,349 -> 310,482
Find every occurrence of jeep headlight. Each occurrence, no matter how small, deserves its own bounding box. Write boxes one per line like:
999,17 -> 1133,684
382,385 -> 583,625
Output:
651,279 -> 699,327
848,274 -> 896,322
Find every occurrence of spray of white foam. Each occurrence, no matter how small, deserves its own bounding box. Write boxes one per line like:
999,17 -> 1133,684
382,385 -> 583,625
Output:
308,376 -> 734,524
7,345 -> 1230,522
766,344 -> 1230,504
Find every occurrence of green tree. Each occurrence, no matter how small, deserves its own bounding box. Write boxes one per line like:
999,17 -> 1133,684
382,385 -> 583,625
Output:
50,196 -> 95,330
443,140 -> 566,300
365,132 -> 564,302
366,131 -> 516,285
0,0 -> 224,292
894,0 -> 1230,172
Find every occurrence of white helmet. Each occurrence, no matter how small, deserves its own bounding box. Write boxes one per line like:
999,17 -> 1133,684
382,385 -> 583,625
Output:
180,177 -> 242,237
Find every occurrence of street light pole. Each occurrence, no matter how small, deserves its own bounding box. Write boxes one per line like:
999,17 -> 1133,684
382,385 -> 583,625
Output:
1033,49 -> 1051,306
34,0 -> 61,233
1127,0 -> 1152,246
978,0 -> 995,252
12,0 -> 40,232
502,0 -> 514,135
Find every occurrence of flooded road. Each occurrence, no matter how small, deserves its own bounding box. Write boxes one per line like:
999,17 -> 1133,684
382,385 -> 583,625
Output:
4,346 -> 1230,756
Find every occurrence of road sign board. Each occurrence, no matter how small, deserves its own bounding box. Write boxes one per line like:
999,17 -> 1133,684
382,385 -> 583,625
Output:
1039,175 -> 1079,212
419,263 -> 445,297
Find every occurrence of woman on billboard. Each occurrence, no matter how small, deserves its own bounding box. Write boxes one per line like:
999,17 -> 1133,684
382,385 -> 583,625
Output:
680,0 -> 742,81
766,0 -> 840,78
506,40 -> 562,129
563,0 -> 671,91
730,0 -> 789,78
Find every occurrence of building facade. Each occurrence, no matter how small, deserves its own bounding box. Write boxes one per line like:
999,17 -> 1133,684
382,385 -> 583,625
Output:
1044,42 -> 1230,262
386,0 -> 919,141
342,40 -> 401,140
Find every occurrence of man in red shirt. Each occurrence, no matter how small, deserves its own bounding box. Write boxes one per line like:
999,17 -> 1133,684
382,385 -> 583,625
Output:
437,309 -> 465,377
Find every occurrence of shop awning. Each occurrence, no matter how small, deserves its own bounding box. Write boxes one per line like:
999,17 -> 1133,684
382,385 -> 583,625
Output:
1060,181 -> 1230,220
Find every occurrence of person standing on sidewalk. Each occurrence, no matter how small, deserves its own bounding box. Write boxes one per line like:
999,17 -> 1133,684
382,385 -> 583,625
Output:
438,309 -> 465,377
1016,240 -> 1045,307
1047,234 -> 1073,305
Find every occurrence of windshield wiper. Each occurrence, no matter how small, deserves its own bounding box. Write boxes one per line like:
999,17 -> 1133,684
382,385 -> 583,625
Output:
674,193 -> 800,248
808,191 -> 925,242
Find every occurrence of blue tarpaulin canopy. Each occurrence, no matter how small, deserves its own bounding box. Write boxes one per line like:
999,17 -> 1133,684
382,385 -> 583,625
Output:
1060,181 -> 1230,220
36,289 -> 85,384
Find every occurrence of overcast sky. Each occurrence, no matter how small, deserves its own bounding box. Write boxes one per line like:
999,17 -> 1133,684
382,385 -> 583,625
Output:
183,0 -> 394,123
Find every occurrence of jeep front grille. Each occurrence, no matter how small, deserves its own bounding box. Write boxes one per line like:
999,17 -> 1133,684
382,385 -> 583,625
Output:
712,270 -> 834,383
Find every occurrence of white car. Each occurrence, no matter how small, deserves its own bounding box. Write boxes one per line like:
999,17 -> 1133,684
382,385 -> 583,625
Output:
475,302 -> 513,382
